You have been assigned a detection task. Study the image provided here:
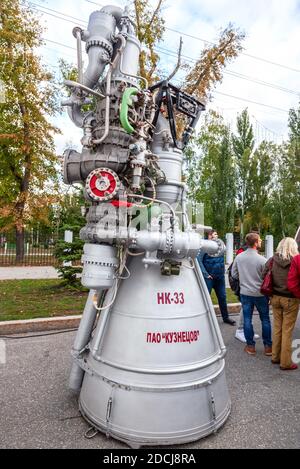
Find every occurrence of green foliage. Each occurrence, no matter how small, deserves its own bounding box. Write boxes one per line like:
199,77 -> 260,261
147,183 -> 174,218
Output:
56,190 -> 86,235
245,141 -> 275,234
185,105 -> 300,243
0,279 -> 87,321
132,0 -> 166,85
0,0 -> 60,233
232,109 -> 255,239
53,189 -> 86,286
54,237 -> 84,286
184,111 -> 236,237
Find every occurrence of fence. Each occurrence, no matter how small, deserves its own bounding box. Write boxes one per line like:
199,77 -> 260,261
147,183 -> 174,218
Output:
0,231 -> 60,266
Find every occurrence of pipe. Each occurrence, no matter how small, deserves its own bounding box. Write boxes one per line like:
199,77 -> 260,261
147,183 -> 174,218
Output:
119,51 -> 148,89
65,8 -> 125,128
91,281 -> 119,358
69,289 -> 99,392
100,5 -> 123,23
126,193 -> 176,222
73,28 -> 84,84
80,224 -> 223,258
91,35 -> 126,145
81,7 -> 123,90
64,80 -> 105,99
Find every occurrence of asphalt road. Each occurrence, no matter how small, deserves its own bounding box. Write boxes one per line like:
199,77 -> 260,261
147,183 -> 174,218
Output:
0,315 -> 299,449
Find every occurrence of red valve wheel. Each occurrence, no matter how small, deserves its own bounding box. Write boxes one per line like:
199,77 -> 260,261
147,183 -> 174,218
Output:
86,168 -> 120,202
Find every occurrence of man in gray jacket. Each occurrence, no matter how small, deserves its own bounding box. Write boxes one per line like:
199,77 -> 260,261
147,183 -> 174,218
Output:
232,232 -> 272,356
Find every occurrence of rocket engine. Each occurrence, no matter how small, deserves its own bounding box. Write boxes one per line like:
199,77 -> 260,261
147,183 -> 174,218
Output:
62,5 -> 231,448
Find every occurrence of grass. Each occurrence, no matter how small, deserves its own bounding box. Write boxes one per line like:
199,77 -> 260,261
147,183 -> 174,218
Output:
0,279 -> 87,322
0,279 -> 239,322
211,289 -> 239,305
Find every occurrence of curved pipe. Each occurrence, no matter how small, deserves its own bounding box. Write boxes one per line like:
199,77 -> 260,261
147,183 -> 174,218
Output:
100,5 -> 123,24
82,47 -> 109,90
67,6 -> 125,128
83,6 -> 124,90
67,103 -> 86,128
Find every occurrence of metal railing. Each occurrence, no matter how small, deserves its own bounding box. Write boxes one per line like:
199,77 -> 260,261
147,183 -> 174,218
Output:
0,231 -> 60,266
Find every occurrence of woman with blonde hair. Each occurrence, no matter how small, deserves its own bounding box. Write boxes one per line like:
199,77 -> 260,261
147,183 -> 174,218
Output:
263,237 -> 300,370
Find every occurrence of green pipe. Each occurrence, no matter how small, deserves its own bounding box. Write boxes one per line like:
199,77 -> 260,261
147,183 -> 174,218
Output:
120,87 -> 138,134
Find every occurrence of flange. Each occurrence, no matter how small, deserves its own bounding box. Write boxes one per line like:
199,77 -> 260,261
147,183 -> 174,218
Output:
85,168 -> 120,202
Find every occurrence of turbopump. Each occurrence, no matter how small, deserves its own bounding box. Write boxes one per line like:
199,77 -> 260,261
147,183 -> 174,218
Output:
63,5 -> 231,448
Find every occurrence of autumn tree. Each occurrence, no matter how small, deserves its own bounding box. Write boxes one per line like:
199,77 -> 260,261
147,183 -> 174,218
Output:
131,1 -> 245,96
0,0 -> 60,261
183,25 -> 245,102
132,0 -> 166,85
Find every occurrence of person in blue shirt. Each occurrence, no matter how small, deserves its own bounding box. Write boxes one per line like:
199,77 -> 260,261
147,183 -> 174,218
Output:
197,229 -> 236,326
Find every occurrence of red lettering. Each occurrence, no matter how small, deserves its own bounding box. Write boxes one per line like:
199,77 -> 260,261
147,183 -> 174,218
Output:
157,293 -> 164,305
147,330 -> 200,344
157,292 -> 185,305
165,293 -> 171,304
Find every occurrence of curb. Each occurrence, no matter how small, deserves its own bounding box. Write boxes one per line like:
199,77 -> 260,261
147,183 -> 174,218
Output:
0,304 -> 241,335
0,315 -> 82,335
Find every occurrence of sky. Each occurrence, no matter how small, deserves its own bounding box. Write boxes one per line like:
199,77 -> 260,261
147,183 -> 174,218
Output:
30,0 -> 300,153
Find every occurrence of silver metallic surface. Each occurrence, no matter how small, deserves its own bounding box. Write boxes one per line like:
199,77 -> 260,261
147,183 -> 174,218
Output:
81,244 -> 118,289
78,257 -> 230,447
63,4 -> 231,448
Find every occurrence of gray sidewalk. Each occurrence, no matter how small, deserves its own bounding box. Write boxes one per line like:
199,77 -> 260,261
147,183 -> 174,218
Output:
0,315 -> 299,449
0,266 -> 230,284
0,266 -> 59,280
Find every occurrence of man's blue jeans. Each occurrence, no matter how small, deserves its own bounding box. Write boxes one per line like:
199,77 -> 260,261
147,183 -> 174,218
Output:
205,276 -> 229,321
240,294 -> 272,347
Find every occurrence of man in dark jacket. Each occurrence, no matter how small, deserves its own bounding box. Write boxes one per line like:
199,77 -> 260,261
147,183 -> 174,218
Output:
198,230 -> 236,326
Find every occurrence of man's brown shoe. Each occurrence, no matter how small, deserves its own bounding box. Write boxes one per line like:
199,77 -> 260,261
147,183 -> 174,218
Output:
244,345 -> 256,356
264,347 -> 272,356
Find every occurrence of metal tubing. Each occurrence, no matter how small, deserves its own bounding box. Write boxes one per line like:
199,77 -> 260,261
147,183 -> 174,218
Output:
69,289 -> 99,392
64,80 -> 105,99
91,281 -> 119,357
72,289 -> 99,354
119,52 -> 148,89
76,30 -> 83,84
91,35 -> 126,145
90,68 -> 112,145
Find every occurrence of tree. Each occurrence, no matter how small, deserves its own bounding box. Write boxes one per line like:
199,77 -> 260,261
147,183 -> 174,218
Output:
0,0 -> 60,262
53,189 -> 86,287
185,111 -> 236,236
288,103 -> 300,179
265,103 -> 300,242
132,0 -> 166,85
246,141 -> 274,234
183,25 -> 245,102
232,109 -> 255,240
131,1 -> 244,96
